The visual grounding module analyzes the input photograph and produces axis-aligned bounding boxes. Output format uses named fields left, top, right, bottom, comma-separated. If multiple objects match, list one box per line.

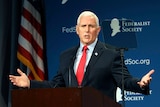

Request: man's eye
left=90, top=25, right=94, bottom=28
left=89, top=25, right=96, bottom=28
left=81, top=25, right=86, bottom=27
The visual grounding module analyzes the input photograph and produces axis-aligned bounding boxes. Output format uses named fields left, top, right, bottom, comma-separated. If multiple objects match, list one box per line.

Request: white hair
left=77, top=11, right=100, bottom=26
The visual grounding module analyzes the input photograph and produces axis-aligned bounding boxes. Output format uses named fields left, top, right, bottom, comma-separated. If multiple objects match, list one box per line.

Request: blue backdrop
left=44, top=0, right=160, bottom=107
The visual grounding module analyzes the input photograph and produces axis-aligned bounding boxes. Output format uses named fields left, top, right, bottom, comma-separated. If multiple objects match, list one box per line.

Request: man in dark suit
left=9, top=10, right=154, bottom=101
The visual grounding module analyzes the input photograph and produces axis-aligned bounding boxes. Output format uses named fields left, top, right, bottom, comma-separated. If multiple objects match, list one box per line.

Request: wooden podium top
left=11, top=87, right=121, bottom=107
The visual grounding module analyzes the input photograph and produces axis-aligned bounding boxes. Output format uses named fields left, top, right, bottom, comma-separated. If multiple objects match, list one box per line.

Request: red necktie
left=76, top=45, right=88, bottom=86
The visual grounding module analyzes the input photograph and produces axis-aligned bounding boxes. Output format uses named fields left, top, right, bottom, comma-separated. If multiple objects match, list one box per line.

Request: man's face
left=76, top=16, right=101, bottom=45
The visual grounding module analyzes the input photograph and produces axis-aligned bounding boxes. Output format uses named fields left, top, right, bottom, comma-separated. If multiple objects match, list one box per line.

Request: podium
left=11, top=87, right=121, bottom=107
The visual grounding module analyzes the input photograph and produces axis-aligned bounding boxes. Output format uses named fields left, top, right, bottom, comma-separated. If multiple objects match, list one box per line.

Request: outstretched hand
left=137, top=69, right=154, bottom=88
left=9, top=68, right=30, bottom=88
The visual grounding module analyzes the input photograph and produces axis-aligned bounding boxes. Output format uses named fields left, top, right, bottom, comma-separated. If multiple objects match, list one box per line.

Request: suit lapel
left=82, top=41, right=104, bottom=85
left=66, top=46, right=79, bottom=86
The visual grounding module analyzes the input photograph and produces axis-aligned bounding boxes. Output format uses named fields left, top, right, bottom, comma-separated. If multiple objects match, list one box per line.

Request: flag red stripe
left=22, top=7, right=42, bottom=35
left=19, top=26, right=43, bottom=58
left=28, top=72, right=34, bottom=80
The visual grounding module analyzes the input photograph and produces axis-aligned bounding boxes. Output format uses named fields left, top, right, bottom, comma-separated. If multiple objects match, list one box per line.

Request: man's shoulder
left=97, top=41, right=118, bottom=51
left=97, top=41, right=121, bottom=55
left=60, top=46, right=78, bottom=56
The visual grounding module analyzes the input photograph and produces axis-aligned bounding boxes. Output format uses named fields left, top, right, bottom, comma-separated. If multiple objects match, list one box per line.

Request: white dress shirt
left=74, top=38, right=98, bottom=74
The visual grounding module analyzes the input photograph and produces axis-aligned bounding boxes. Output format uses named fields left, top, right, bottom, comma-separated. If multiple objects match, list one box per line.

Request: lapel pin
left=95, top=52, right=98, bottom=56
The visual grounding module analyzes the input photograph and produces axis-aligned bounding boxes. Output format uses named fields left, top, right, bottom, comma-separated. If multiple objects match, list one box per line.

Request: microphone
left=53, top=82, right=58, bottom=88
left=53, top=56, right=76, bottom=88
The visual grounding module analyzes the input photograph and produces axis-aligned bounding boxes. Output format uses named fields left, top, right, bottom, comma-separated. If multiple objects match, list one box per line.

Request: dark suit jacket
left=31, top=41, right=149, bottom=101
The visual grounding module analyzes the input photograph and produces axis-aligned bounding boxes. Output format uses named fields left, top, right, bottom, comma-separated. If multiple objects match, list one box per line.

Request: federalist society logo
left=116, top=87, right=152, bottom=102
left=110, top=18, right=151, bottom=37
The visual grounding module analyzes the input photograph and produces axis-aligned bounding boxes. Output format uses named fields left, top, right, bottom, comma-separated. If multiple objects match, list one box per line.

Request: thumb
left=17, top=68, right=24, bottom=76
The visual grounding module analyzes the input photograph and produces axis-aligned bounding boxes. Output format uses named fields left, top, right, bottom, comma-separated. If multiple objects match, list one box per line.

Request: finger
left=9, top=74, right=16, bottom=77
left=137, top=80, right=147, bottom=85
left=143, top=81, right=148, bottom=85
left=9, top=75, right=13, bottom=78
left=144, top=79, right=152, bottom=85
left=13, top=82, right=17, bottom=85
left=10, top=78, right=16, bottom=84
left=137, top=81, right=147, bottom=88
left=11, top=79, right=15, bottom=83
left=17, top=68, right=24, bottom=76
left=147, top=69, right=154, bottom=76
left=137, top=82, right=145, bottom=88
left=9, top=75, right=16, bottom=80
left=137, top=81, right=143, bottom=85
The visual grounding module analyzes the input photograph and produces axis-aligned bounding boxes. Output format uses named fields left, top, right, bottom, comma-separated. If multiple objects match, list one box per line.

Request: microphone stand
left=117, top=48, right=128, bottom=107
left=68, top=56, right=76, bottom=87
left=69, top=66, right=71, bottom=87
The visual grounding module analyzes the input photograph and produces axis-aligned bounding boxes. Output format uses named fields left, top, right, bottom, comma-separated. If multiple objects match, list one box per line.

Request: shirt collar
left=79, top=38, right=98, bottom=52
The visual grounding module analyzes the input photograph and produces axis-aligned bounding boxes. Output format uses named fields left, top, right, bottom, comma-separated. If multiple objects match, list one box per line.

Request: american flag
left=17, top=0, right=47, bottom=80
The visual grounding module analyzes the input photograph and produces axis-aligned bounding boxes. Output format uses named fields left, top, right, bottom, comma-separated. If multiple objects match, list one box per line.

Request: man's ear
left=76, top=25, right=79, bottom=35
left=97, top=26, right=101, bottom=35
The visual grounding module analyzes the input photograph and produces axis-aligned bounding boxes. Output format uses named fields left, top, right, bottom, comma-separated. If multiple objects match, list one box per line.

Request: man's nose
left=85, top=26, right=90, bottom=32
